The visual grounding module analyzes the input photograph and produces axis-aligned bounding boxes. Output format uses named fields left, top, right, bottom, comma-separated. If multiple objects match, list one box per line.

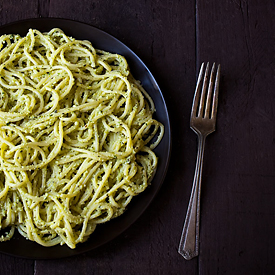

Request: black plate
left=0, top=18, right=171, bottom=259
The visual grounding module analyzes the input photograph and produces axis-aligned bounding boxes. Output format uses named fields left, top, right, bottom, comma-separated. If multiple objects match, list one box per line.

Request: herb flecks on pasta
left=0, top=28, right=164, bottom=249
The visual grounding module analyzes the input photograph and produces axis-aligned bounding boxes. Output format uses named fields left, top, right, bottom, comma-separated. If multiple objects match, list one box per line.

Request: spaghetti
left=0, top=28, right=164, bottom=248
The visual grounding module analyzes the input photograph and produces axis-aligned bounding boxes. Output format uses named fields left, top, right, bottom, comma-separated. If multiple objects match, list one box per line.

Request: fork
left=178, top=62, right=221, bottom=260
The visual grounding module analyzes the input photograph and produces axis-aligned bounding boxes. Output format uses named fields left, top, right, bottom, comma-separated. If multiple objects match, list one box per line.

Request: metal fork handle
left=178, top=134, right=206, bottom=260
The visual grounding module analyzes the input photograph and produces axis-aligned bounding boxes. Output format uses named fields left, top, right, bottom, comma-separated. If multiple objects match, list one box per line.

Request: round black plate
left=0, top=18, right=171, bottom=259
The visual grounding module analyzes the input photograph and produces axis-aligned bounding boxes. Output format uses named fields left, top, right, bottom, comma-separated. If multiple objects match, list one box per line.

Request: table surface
left=0, top=0, right=274, bottom=274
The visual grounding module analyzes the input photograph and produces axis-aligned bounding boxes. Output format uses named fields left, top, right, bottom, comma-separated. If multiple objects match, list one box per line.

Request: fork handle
left=178, top=135, right=206, bottom=260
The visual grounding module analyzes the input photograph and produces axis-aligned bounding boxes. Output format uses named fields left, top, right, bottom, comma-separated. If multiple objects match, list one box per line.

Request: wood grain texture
left=0, top=0, right=274, bottom=274
left=196, top=0, right=275, bottom=274
left=0, top=0, right=38, bottom=25
left=0, top=253, right=34, bottom=275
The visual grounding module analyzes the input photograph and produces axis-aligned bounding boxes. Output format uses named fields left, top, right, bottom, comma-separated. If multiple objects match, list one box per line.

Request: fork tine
left=191, top=63, right=205, bottom=116
left=198, top=62, right=210, bottom=117
left=204, top=63, right=216, bottom=118
left=211, top=64, right=221, bottom=119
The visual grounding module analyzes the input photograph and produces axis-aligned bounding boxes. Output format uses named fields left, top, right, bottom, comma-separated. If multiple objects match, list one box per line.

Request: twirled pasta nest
left=0, top=28, right=163, bottom=248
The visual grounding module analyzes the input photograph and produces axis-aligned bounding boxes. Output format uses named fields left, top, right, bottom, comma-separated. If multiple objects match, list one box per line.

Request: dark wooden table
left=0, top=0, right=274, bottom=274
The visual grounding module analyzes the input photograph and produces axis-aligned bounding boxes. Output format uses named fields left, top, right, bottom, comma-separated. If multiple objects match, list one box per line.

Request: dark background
left=0, top=0, right=274, bottom=274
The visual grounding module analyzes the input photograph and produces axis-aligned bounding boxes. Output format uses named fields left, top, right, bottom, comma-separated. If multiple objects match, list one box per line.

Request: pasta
left=0, top=28, right=164, bottom=248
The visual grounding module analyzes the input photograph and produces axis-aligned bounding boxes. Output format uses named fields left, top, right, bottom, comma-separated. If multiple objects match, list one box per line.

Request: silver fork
left=178, top=62, right=221, bottom=260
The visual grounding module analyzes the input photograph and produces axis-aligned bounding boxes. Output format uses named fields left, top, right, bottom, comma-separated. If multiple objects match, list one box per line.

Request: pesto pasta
left=0, top=28, right=164, bottom=248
